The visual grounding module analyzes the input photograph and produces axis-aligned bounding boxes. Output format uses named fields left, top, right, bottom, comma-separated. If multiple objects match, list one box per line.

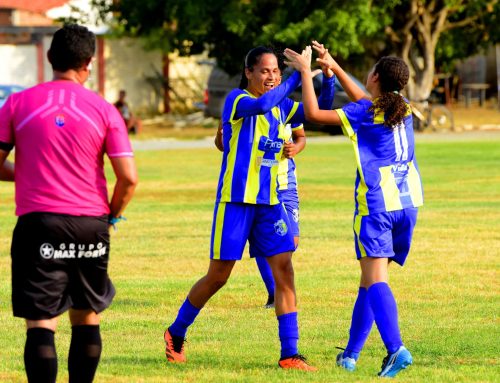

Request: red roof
left=0, top=0, right=67, bottom=13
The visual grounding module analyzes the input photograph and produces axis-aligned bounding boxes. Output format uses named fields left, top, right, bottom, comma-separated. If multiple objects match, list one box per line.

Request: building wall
left=103, top=37, right=163, bottom=113
left=0, top=44, right=37, bottom=85
left=0, top=34, right=212, bottom=114
left=103, top=37, right=213, bottom=114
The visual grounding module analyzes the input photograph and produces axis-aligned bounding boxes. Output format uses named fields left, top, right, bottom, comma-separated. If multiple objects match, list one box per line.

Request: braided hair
left=238, top=46, right=280, bottom=89
left=369, top=56, right=410, bottom=128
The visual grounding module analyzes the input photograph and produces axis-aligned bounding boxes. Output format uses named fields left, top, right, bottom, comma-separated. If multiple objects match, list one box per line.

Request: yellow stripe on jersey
left=244, top=114, right=268, bottom=203
left=221, top=94, right=247, bottom=200
left=285, top=101, right=300, bottom=123
left=407, top=161, right=424, bottom=207
left=291, top=124, right=304, bottom=131
left=337, top=109, right=369, bottom=214
left=212, top=202, right=227, bottom=260
left=336, top=109, right=355, bottom=137
left=379, top=165, right=404, bottom=211
left=354, top=214, right=367, bottom=258
left=277, top=157, right=290, bottom=190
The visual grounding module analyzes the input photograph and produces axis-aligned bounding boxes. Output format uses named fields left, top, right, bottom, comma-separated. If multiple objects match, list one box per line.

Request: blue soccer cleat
left=336, top=351, right=357, bottom=371
left=378, top=346, right=413, bottom=378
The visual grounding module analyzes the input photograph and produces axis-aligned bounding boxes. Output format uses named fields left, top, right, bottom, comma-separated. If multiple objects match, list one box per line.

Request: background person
left=0, top=24, right=138, bottom=383
left=114, top=89, right=142, bottom=134
left=284, top=42, right=423, bottom=378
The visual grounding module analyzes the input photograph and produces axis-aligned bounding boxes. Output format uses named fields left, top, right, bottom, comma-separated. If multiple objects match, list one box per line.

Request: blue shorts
left=210, top=202, right=295, bottom=260
left=278, top=188, right=300, bottom=237
left=353, top=208, right=418, bottom=266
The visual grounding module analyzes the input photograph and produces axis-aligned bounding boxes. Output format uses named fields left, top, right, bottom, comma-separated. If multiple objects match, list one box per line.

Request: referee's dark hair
left=238, top=46, right=278, bottom=89
left=48, top=24, right=96, bottom=72
left=369, top=56, right=410, bottom=128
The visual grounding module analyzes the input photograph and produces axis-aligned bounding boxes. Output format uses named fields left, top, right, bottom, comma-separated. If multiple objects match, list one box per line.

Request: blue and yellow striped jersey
left=336, top=98, right=424, bottom=215
left=217, top=89, right=301, bottom=205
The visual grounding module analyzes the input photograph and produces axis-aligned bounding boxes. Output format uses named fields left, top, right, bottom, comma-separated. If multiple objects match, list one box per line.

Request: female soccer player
left=284, top=42, right=424, bottom=378
left=214, top=67, right=333, bottom=309
left=164, top=46, right=333, bottom=371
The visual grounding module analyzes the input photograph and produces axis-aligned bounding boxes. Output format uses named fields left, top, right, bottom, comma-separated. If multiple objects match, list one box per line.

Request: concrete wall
left=0, top=44, right=37, bottom=86
left=103, top=37, right=213, bottom=114
left=0, top=35, right=213, bottom=114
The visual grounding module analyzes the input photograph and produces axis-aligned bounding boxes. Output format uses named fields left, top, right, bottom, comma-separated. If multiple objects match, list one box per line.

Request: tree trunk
left=162, top=53, right=170, bottom=114
left=396, top=0, right=448, bottom=102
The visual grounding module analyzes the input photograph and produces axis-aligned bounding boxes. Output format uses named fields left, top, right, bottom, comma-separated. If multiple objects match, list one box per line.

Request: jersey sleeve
left=335, top=100, right=369, bottom=138
left=105, top=104, right=134, bottom=158
left=318, top=75, right=335, bottom=110
left=233, top=71, right=301, bottom=119
left=0, top=95, right=15, bottom=151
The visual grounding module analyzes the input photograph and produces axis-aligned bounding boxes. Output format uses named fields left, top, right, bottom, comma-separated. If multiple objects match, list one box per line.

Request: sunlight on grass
left=0, top=135, right=499, bottom=382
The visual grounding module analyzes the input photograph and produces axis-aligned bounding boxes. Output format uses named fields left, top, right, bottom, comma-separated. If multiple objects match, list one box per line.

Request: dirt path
left=131, top=130, right=500, bottom=151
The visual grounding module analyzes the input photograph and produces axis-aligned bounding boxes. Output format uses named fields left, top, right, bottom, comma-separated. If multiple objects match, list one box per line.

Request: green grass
left=1, top=135, right=499, bottom=382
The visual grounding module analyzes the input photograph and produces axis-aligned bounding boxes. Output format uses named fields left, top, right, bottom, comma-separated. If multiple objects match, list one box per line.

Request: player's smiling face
left=246, top=53, right=280, bottom=96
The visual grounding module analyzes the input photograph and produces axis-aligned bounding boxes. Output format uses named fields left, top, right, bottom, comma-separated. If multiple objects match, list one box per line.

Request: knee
left=206, top=273, right=230, bottom=291
left=274, top=260, right=295, bottom=281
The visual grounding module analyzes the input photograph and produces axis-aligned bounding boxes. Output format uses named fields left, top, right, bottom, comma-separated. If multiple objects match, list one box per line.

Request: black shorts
left=11, top=213, right=115, bottom=320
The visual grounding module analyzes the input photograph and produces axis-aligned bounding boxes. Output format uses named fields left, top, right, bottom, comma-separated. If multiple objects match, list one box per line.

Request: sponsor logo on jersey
left=274, top=219, right=288, bottom=236
left=258, top=136, right=284, bottom=153
left=55, top=114, right=65, bottom=127
left=39, top=242, right=107, bottom=259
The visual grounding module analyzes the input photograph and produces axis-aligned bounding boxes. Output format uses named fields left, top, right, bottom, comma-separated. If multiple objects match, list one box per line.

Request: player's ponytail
left=369, top=56, right=410, bottom=128
left=238, top=46, right=277, bottom=89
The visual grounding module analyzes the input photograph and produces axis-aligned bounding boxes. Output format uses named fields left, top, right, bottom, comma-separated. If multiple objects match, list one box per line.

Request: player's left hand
left=283, top=141, right=298, bottom=159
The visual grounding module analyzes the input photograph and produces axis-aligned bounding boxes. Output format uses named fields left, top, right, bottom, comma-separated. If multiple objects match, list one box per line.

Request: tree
left=76, top=0, right=499, bottom=107
left=202, top=0, right=499, bottom=101
left=385, top=0, right=500, bottom=101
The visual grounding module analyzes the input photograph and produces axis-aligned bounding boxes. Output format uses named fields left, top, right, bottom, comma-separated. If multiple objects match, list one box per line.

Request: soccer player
left=164, top=46, right=333, bottom=371
left=284, top=42, right=423, bottom=377
left=0, top=24, right=138, bottom=383
left=214, top=67, right=334, bottom=309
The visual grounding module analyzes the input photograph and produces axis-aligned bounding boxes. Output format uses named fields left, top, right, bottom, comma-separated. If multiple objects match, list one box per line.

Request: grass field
left=0, top=133, right=499, bottom=382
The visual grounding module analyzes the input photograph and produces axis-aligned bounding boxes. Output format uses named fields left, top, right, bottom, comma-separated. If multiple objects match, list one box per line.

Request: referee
left=0, top=24, right=137, bottom=383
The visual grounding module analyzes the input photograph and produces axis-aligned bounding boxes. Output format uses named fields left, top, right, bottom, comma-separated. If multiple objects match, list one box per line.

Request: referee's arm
left=108, top=156, right=138, bottom=220
left=0, top=149, right=14, bottom=181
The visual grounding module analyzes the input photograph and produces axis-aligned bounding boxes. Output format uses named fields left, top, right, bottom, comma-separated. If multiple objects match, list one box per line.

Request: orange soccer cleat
left=278, top=354, right=318, bottom=371
left=164, top=329, right=186, bottom=363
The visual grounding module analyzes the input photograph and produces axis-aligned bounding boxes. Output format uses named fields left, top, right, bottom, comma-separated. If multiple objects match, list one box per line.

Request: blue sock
left=278, top=312, right=299, bottom=359
left=344, top=287, right=374, bottom=360
left=367, top=282, right=403, bottom=354
left=255, top=256, right=275, bottom=297
left=168, top=298, right=201, bottom=339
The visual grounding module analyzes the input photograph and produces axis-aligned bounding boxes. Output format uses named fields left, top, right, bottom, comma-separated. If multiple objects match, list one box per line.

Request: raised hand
left=283, top=48, right=310, bottom=73
left=312, top=40, right=336, bottom=77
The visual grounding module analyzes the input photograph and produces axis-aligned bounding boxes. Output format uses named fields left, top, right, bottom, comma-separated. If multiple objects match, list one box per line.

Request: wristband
left=109, top=215, right=126, bottom=230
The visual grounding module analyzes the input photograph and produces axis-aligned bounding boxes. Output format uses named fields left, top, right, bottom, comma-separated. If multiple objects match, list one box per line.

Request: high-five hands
left=312, top=40, right=339, bottom=76
left=311, top=40, right=334, bottom=78
left=283, top=48, right=310, bottom=72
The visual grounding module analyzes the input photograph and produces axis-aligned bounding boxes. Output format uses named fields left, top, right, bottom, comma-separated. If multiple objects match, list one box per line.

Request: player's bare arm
left=312, top=41, right=367, bottom=102
left=284, top=47, right=341, bottom=126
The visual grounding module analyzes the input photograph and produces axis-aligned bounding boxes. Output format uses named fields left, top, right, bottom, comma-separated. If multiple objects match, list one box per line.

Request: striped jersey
left=216, top=74, right=303, bottom=205
left=336, top=98, right=423, bottom=215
